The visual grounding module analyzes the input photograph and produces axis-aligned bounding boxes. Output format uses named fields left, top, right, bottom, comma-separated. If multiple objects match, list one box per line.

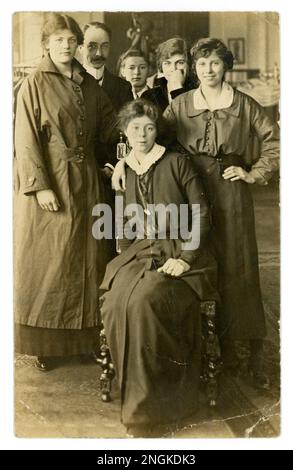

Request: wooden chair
left=97, top=300, right=221, bottom=407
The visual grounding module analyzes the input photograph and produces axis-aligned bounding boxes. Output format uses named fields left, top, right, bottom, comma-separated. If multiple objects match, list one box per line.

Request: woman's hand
left=167, top=69, right=185, bottom=92
left=112, top=159, right=126, bottom=191
left=222, top=166, right=256, bottom=184
left=157, top=258, right=190, bottom=277
left=100, top=166, right=113, bottom=180
left=36, top=189, right=61, bottom=211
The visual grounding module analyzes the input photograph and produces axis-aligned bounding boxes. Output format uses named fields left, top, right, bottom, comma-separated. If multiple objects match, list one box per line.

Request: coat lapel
left=101, top=67, right=113, bottom=95
left=37, top=55, right=86, bottom=85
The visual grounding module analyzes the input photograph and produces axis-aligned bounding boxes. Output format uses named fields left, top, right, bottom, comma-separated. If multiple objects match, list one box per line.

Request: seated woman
left=99, top=99, right=218, bottom=437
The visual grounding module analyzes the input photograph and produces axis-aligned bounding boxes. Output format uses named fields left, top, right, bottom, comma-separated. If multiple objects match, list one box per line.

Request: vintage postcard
left=12, top=9, right=280, bottom=441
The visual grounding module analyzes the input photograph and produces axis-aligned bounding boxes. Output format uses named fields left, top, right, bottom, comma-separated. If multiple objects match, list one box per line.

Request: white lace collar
left=125, top=143, right=166, bottom=175
left=193, top=81, right=234, bottom=111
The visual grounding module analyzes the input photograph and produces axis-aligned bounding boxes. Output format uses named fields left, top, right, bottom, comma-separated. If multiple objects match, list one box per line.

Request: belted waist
left=193, top=153, right=248, bottom=177
left=197, top=153, right=248, bottom=170
left=46, top=141, right=88, bottom=163
left=198, top=153, right=244, bottom=164
left=57, top=146, right=86, bottom=163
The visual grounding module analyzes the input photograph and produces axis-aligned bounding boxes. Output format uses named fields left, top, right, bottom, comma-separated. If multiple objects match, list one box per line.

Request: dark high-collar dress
left=100, top=150, right=218, bottom=427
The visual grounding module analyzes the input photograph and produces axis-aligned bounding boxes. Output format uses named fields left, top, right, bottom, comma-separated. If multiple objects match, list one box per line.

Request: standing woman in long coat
left=14, top=13, right=117, bottom=371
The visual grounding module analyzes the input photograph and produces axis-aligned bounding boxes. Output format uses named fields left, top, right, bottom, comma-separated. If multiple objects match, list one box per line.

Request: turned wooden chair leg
left=96, top=327, right=115, bottom=402
left=97, top=301, right=221, bottom=407
left=200, top=301, right=222, bottom=407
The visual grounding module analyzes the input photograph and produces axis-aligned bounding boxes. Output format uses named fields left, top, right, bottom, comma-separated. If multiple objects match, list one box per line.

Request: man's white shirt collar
left=84, top=64, right=105, bottom=84
left=133, top=85, right=149, bottom=99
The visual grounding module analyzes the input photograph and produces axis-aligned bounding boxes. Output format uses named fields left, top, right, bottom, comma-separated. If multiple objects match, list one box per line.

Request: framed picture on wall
left=228, top=38, right=245, bottom=64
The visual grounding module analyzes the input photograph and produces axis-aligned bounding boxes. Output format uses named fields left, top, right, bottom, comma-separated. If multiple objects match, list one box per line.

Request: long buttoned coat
left=14, top=56, right=117, bottom=330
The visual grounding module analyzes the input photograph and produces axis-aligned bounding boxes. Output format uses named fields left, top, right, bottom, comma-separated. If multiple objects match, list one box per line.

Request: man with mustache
left=80, top=21, right=132, bottom=283
left=81, top=22, right=133, bottom=112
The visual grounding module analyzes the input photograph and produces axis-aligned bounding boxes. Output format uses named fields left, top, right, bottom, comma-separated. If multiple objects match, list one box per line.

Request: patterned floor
left=14, top=184, right=280, bottom=438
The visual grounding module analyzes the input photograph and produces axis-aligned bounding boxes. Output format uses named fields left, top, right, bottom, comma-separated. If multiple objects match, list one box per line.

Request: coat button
left=27, top=176, right=35, bottom=185
left=79, top=131, right=84, bottom=136
left=80, top=115, right=85, bottom=121
left=77, top=100, right=83, bottom=105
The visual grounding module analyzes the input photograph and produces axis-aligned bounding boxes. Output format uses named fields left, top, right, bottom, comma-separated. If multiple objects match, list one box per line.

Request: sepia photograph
left=12, top=8, right=280, bottom=441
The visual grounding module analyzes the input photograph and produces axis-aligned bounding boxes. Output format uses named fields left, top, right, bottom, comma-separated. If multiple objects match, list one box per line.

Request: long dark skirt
left=101, top=266, right=202, bottom=427
left=14, top=323, right=99, bottom=356
left=192, top=155, right=266, bottom=340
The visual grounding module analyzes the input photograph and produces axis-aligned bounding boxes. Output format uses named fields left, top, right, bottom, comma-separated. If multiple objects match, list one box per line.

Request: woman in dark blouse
left=100, top=99, right=218, bottom=437
left=163, top=38, right=279, bottom=388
